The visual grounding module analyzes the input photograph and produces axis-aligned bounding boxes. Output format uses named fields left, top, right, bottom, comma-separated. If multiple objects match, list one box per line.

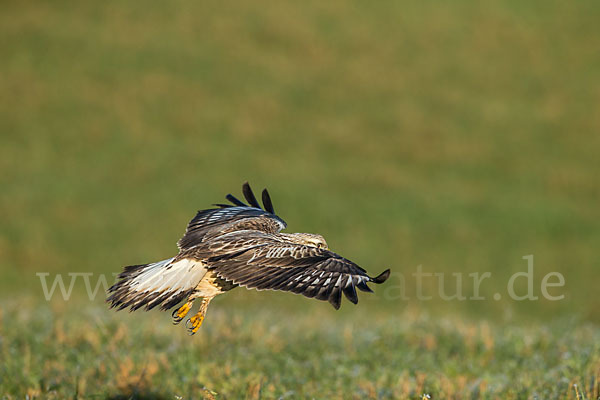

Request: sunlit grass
left=1, top=299, right=598, bottom=399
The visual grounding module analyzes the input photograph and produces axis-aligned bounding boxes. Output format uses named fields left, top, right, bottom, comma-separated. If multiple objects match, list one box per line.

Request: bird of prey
left=107, top=182, right=390, bottom=335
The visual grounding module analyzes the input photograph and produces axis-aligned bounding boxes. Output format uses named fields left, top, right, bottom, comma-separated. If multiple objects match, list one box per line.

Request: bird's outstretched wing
left=207, top=235, right=391, bottom=309
left=178, top=182, right=287, bottom=250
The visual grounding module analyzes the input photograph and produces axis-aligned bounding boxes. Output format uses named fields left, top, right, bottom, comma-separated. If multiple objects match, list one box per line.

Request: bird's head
left=292, top=233, right=329, bottom=250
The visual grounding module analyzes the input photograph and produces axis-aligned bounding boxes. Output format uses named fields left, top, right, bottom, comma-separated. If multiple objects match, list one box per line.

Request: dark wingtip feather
left=328, top=287, right=342, bottom=310
left=242, top=182, right=261, bottom=209
left=342, top=284, right=359, bottom=304
left=226, top=194, right=246, bottom=207
left=371, top=269, right=391, bottom=284
left=261, top=189, right=275, bottom=214
left=356, top=280, right=374, bottom=293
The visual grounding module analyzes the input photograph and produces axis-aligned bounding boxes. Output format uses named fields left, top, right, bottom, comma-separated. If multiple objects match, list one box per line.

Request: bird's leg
left=186, top=297, right=211, bottom=335
left=172, top=300, right=194, bottom=325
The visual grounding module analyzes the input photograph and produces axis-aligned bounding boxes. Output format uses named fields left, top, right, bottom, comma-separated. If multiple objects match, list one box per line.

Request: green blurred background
left=1, top=0, right=599, bottom=322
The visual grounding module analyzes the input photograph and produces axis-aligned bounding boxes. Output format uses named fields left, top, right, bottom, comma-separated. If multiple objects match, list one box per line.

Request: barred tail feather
left=107, top=258, right=207, bottom=312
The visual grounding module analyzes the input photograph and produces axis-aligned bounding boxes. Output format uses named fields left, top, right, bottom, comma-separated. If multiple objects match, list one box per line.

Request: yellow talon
left=186, top=313, right=204, bottom=335
left=172, top=301, right=193, bottom=325
left=177, top=302, right=192, bottom=318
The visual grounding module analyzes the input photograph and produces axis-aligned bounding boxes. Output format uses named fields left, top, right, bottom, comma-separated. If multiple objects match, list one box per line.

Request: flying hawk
left=107, top=183, right=390, bottom=334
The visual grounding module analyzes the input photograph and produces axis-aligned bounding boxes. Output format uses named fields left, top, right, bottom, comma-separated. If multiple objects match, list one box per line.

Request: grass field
left=1, top=0, right=599, bottom=398
left=2, top=299, right=599, bottom=399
